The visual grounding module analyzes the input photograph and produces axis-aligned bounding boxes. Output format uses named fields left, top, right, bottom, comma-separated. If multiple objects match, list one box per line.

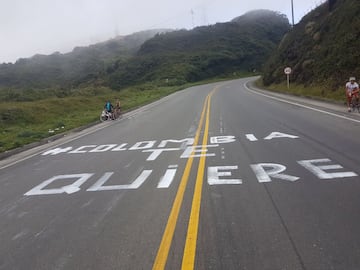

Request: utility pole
left=291, top=0, right=295, bottom=26
left=191, top=9, right=195, bottom=28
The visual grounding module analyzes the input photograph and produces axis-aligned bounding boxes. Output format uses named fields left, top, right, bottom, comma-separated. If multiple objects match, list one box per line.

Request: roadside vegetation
left=0, top=10, right=286, bottom=154
left=0, top=73, right=251, bottom=153
left=3, top=0, right=358, bottom=154
left=255, top=80, right=345, bottom=103
left=262, top=0, right=360, bottom=91
left=0, top=85, right=175, bottom=153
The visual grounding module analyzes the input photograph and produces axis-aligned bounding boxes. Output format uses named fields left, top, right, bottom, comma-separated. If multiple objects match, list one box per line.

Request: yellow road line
left=152, top=94, right=210, bottom=270
left=181, top=89, right=215, bottom=269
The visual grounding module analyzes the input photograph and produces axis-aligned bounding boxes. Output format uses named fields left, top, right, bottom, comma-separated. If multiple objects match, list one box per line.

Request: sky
left=0, top=0, right=326, bottom=63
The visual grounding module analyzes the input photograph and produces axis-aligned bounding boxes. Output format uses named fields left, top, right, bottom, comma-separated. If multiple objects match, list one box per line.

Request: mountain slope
left=106, top=10, right=290, bottom=89
left=0, top=10, right=290, bottom=93
left=263, top=0, right=360, bottom=90
left=0, top=29, right=170, bottom=90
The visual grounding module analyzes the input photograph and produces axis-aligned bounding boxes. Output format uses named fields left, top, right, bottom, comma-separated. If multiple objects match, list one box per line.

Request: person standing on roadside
left=114, top=98, right=121, bottom=119
left=345, top=77, right=359, bottom=112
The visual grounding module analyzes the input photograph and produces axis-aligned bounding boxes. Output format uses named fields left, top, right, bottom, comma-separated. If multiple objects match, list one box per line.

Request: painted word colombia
left=41, top=132, right=299, bottom=160
left=23, top=132, right=358, bottom=196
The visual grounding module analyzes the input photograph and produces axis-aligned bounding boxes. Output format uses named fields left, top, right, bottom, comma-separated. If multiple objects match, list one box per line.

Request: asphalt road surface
left=1, top=77, right=360, bottom=270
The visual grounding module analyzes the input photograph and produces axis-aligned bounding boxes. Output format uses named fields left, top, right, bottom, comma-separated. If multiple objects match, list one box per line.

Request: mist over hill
left=2, top=1, right=358, bottom=101
left=106, top=10, right=290, bottom=89
left=263, top=0, right=360, bottom=90
left=0, top=29, right=170, bottom=90
left=0, top=10, right=290, bottom=96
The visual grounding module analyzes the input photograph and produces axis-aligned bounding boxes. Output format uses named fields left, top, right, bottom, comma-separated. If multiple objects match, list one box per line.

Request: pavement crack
left=263, top=184, right=307, bottom=270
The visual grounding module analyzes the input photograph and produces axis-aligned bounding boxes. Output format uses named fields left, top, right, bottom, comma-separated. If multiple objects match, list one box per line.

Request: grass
left=0, top=85, right=184, bottom=153
left=0, top=72, right=289, bottom=154
left=254, top=79, right=346, bottom=103
left=0, top=73, right=251, bottom=153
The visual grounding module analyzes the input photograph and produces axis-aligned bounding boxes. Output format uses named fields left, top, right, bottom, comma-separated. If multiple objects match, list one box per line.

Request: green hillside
left=263, top=0, right=360, bottom=92
left=0, top=29, right=170, bottom=92
left=0, top=10, right=291, bottom=153
left=0, top=10, right=290, bottom=96
left=106, top=10, right=290, bottom=89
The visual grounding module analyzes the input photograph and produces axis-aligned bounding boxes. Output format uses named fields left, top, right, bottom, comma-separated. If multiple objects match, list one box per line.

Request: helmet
left=349, top=77, right=356, bottom=81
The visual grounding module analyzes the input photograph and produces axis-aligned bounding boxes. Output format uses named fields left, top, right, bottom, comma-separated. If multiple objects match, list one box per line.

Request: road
left=0, top=77, right=359, bottom=270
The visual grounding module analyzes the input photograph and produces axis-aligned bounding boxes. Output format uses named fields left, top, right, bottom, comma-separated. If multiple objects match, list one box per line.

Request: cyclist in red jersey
left=345, top=77, right=359, bottom=112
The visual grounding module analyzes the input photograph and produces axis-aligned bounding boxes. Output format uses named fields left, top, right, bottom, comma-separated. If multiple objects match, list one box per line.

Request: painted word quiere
left=25, top=158, right=358, bottom=196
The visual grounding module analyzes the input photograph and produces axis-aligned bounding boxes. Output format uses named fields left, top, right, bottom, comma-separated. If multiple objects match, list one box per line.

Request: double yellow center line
left=152, top=86, right=218, bottom=270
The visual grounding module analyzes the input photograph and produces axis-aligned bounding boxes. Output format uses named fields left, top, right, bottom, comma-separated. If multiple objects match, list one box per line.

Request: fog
left=0, top=0, right=326, bottom=63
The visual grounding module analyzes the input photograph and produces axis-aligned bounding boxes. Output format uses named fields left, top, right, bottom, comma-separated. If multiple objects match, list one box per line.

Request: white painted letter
left=264, top=132, right=299, bottom=140
left=208, top=166, right=242, bottom=185
left=129, top=141, right=156, bottom=150
left=298, top=159, right=358, bottom=179
left=89, top=144, right=117, bottom=153
left=157, top=165, right=178, bottom=188
left=246, top=134, right=258, bottom=142
left=42, top=147, right=73, bottom=156
left=251, top=163, right=299, bottom=183
left=87, top=170, right=152, bottom=191
left=111, top=143, right=128, bottom=151
left=158, top=138, right=194, bottom=148
left=69, top=145, right=97, bottom=154
left=142, top=148, right=180, bottom=161
left=181, top=145, right=218, bottom=158
left=25, top=174, right=93, bottom=196
left=210, top=136, right=236, bottom=144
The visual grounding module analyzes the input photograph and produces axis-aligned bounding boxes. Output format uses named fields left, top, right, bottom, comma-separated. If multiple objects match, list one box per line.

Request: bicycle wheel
left=351, top=96, right=357, bottom=112
left=100, top=114, right=107, bottom=122
left=100, top=110, right=109, bottom=122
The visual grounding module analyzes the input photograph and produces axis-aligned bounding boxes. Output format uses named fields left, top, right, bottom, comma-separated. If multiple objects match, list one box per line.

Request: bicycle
left=350, top=94, right=360, bottom=113
left=100, top=109, right=113, bottom=121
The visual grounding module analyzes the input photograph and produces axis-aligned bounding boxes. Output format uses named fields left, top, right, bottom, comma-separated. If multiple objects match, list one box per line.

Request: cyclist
left=345, top=77, right=359, bottom=112
left=104, top=100, right=114, bottom=119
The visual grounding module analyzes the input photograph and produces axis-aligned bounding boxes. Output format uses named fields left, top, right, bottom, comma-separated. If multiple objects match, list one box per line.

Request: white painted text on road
left=25, top=158, right=358, bottom=196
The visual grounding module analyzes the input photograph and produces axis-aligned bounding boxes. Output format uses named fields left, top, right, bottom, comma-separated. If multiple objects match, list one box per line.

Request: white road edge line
left=0, top=92, right=179, bottom=170
left=244, top=81, right=360, bottom=124
left=0, top=124, right=111, bottom=170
